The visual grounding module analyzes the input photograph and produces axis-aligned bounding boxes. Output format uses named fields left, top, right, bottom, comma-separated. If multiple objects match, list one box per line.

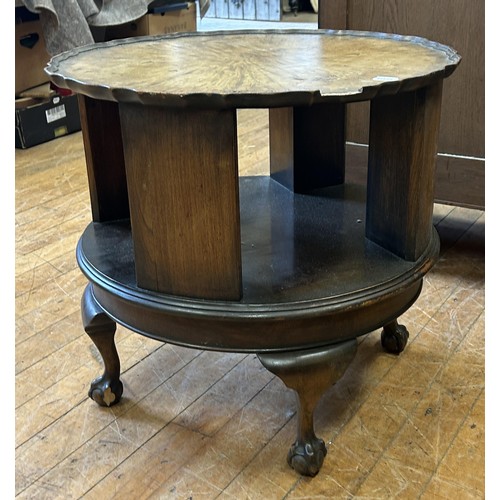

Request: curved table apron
left=46, top=29, right=460, bottom=477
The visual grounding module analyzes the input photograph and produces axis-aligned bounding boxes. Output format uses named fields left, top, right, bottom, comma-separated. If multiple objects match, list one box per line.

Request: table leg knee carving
left=82, top=284, right=123, bottom=407
left=258, top=340, right=357, bottom=476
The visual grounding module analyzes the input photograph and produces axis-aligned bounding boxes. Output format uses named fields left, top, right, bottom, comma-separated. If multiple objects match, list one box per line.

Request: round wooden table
left=46, top=30, right=460, bottom=476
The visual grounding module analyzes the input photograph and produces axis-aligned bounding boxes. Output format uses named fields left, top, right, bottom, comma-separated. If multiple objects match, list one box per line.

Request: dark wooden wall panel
left=319, top=0, right=347, bottom=30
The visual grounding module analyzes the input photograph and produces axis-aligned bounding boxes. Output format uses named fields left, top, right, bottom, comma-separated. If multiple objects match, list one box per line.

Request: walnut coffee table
left=46, top=30, right=460, bottom=476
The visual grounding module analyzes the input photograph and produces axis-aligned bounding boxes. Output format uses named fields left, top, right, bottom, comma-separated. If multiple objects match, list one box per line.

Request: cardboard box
left=105, top=2, right=196, bottom=40
left=15, top=7, right=51, bottom=95
left=15, top=93, right=81, bottom=149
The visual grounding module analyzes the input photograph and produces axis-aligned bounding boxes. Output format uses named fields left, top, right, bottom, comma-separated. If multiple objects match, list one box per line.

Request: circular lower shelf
left=78, top=176, right=439, bottom=352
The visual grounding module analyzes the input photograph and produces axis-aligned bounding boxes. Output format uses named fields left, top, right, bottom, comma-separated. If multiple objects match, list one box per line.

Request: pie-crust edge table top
left=45, top=29, right=460, bottom=107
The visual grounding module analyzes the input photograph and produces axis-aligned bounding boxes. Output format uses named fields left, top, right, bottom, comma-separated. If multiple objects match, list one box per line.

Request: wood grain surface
left=45, top=30, right=459, bottom=107
left=119, top=105, right=242, bottom=300
left=366, top=81, right=443, bottom=261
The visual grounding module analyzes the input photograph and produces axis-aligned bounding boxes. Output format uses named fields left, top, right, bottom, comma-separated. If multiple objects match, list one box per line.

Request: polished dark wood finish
left=269, top=104, right=345, bottom=192
left=81, top=283, right=123, bottom=407
left=77, top=177, right=436, bottom=352
left=45, top=30, right=459, bottom=477
left=319, top=0, right=484, bottom=209
left=119, top=104, right=242, bottom=300
left=78, top=96, right=129, bottom=222
left=366, top=81, right=443, bottom=261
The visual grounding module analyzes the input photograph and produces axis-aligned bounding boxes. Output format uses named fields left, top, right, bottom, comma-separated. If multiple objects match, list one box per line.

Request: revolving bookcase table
left=46, top=30, right=460, bottom=477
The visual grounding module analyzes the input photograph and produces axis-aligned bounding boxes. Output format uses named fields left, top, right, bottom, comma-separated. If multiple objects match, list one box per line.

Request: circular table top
left=45, top=29, right=460, bottom=108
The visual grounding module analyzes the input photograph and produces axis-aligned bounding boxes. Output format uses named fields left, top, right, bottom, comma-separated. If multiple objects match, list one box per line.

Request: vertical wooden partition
left=269, top=103, right=346, bottom=192
left=78, top=96, right=129, bottom=222
left=366, top=81, right=443, bottom=261
left=119, top=104, right=242, bottom=300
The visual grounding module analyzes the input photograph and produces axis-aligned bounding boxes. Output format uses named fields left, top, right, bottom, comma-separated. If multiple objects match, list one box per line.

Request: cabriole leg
left=82, top=284, right=123, bottom=407
left=258, top=339, right=357, bottom=476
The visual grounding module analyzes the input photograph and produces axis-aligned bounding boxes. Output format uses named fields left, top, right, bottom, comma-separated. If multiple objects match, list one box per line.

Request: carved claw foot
left=381, top=320, right=409, bottom=354
left=287, top=436, right=327, bottom=477
left=82, top=284, right=123, bottom=406
left=259, top=340, right=357, bottom=477
left=89, top=374, right=123, bottom=407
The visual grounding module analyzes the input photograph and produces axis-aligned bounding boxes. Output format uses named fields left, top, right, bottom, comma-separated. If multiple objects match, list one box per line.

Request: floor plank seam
left=23, top=350, right=239, bottom=489
left=16, top=348, right=206, bottom=494
left=212, top=376, right=297, bottom=497
left=417, top=387, right=485, bottom=499
left=348, top=308, right=485, bottom=497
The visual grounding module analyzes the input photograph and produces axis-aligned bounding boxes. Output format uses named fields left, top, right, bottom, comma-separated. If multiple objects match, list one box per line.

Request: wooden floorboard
left=15, top=108, right=485, bottom=498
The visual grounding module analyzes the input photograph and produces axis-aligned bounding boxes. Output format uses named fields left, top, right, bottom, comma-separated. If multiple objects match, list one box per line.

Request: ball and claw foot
left=287, top=437, right=327, bottom=477
left=88, top=375, right=123, bottom=407
left=381, top=321, right=409, bottom=354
